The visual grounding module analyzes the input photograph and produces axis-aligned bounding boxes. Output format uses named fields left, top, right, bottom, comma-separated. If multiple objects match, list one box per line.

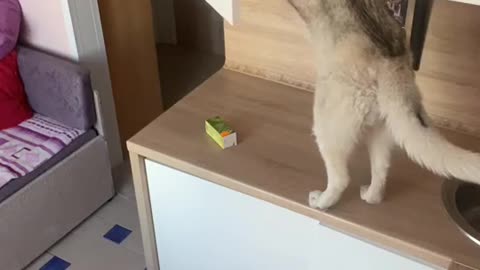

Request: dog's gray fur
left=290, top=0, right=406, bottom=56
left=347, top=0, right=406, bottom=56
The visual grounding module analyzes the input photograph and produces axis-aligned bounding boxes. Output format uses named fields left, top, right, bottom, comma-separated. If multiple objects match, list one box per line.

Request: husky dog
left=287, top=0, right=480, bottom=209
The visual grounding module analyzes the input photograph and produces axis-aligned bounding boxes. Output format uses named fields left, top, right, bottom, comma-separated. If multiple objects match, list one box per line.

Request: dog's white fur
left=288, top=0, right=480, bottom=209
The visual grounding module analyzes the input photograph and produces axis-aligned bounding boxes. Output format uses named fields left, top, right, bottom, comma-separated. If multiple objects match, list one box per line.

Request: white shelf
left=449, top=0, right=480, bottom=6
left=204, top=0, right=239, bottom=24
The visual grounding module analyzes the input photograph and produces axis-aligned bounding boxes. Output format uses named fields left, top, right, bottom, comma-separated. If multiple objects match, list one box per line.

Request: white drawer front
left=145, top=160, right=437, bottom=270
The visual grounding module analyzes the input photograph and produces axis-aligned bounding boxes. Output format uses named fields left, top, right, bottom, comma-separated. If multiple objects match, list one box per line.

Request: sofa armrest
left=17, top=46, right=96, bottom=130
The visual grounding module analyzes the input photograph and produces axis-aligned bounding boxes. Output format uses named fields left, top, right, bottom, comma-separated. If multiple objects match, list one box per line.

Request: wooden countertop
left=128, top=70, right=480, bottom=270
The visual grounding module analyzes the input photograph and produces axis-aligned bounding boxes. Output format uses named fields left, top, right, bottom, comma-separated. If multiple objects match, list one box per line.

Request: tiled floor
left=24, top=161, right=146, bottom=270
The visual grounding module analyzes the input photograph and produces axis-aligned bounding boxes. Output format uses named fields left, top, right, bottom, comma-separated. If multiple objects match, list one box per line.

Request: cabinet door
left=146, top=160, right=318, bottom=270
left=307, top=220, right=439, bottom=270
left=145, top=160, right=437, bottom=270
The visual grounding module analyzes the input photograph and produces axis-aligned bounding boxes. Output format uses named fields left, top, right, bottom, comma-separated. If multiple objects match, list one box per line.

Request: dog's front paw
left=309, top=190, right=323, bottom=208
left=360, top=185, right=384, bottom=204
left=309, top=190, right=337, bottom=210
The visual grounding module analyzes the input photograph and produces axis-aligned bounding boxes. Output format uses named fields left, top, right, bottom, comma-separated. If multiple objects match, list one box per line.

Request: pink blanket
left=0, top=114, right=85, bottom=188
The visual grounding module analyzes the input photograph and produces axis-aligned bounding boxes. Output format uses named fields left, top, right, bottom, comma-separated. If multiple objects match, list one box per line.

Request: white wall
left=18, top=0, right=123, bottom=167
left=19, top=0, right=78, bottom=59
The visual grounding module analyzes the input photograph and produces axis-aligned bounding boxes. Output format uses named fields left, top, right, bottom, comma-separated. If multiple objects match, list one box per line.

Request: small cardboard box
left=205, top=116, right=237, bottom=149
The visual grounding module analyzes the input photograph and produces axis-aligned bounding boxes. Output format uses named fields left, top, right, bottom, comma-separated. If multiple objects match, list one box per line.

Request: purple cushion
left=0, top=0, right=21, bottom=60
left=17, top=47, right=96, bottom=130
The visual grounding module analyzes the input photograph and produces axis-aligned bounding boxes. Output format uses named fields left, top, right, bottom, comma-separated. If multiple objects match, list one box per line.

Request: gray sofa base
left=0, top=136, right=115, bottom=270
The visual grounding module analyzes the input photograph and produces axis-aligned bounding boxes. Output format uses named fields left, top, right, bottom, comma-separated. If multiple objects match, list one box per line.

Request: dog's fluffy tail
left=378, top=68, right=480, bottom=184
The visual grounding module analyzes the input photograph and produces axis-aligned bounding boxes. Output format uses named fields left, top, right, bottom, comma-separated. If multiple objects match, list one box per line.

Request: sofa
left=0, top=46, right=115, bottom=270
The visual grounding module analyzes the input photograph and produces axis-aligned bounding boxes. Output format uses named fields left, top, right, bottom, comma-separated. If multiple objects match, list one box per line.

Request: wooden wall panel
left=174, top=0, right=225, bottom=56
left=98, top=0, right=164, bottom=153
left=224, top=0, right=316, bottom=90
left=225, top=0, right=480, bottom=136
left=151, top=0, right=177, bottom=44
left=413, top=0, right=480, bottom=134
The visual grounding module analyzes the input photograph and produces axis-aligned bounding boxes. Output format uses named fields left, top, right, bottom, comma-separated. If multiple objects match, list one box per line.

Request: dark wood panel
left=98, top=0, right=164, bottom=152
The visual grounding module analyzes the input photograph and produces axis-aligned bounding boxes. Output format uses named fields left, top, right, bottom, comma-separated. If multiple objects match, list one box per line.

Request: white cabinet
left=145, top=160, right=438, bottom=270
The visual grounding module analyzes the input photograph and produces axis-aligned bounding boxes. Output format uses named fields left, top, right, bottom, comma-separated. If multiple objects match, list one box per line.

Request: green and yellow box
left=205, top=116, right=237, bottom=149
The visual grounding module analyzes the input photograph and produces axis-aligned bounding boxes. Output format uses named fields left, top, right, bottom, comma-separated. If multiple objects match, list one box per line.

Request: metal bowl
left=442, top=180, right=480, bottom=246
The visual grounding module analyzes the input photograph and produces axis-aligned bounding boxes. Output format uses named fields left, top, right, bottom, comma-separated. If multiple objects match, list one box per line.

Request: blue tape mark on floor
left=40, top=256, right=71, bottom=270
left=103, top=224, right=132, bottom=244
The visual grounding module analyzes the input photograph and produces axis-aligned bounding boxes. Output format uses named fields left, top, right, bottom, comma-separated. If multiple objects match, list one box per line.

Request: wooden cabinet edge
left=450, top=262, right=477, bottom=270
left=129, top=152, right=160, bottom=270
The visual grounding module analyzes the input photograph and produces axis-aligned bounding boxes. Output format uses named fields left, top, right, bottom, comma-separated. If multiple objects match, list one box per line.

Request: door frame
left=65, top=0, right=124, bottom=167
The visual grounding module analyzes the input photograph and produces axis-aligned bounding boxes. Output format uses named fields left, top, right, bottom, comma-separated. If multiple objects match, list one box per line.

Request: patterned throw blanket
left=0, top=114, right=85, bottom=188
